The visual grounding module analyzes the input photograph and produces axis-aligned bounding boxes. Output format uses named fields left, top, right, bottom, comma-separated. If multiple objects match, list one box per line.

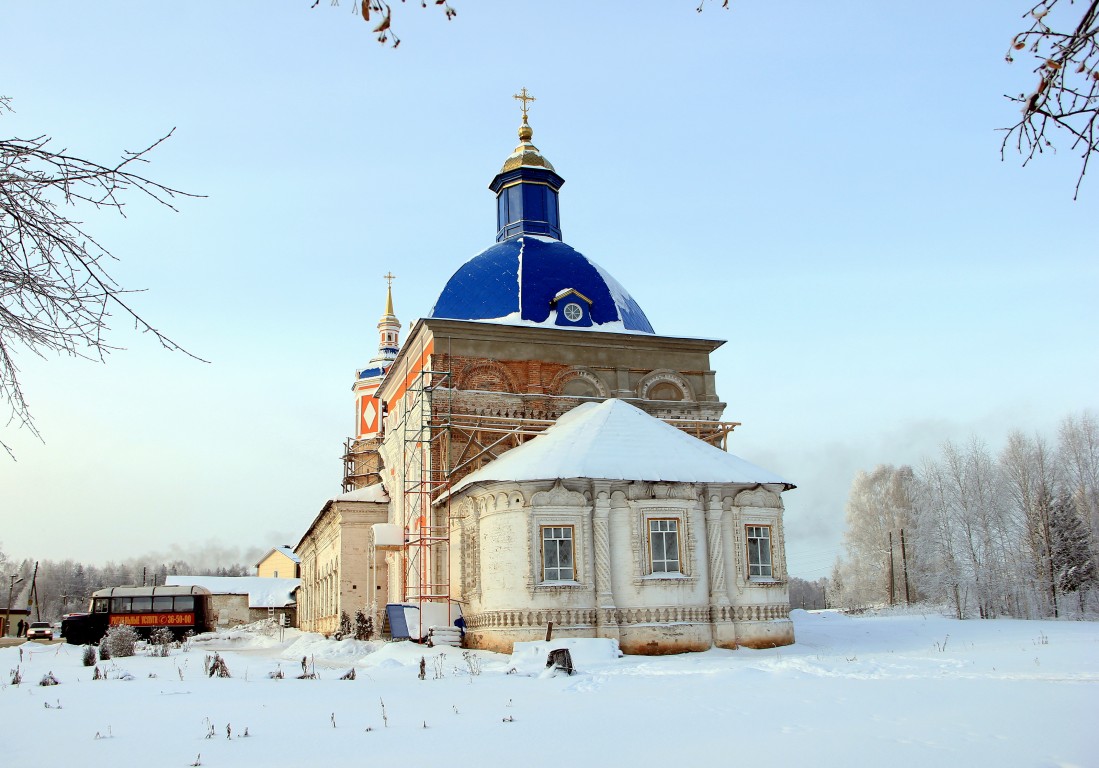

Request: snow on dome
left=429, top=236, right=655, bottom=334
left=446, top=399, right=793, bottom=496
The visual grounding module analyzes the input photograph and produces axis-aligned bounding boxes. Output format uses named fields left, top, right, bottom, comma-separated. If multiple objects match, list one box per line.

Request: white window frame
left=746, top=524, right=773, bottom=579
left=648, top=518, right=681, bottom=574
left=541, top=525, right=575, bottom=582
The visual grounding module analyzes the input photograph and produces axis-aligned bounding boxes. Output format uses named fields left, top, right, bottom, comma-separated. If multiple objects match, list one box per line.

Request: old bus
left=61, top=585, right=214, bottom=645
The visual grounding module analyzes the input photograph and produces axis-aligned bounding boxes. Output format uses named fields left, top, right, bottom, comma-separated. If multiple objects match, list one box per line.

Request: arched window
left=563, top=377, right=599, bottom=397
left=648, top=382, right=684, bottom=401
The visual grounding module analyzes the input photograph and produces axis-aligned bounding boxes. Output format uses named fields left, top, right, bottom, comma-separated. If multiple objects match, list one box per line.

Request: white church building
left=295, top=93, right=796, bottom=654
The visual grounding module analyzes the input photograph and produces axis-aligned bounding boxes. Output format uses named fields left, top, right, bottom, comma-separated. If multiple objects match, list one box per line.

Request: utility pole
left=900, top=528, right=911, bottom=606
left=29, top=561, right=40, bottom=621
left=887, top=531, right=895, bottom=606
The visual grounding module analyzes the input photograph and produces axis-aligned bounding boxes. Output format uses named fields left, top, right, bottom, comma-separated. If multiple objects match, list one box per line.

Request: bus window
left=153, top=596, right=173, bottom=612
left=132, top=597, right=152, bottom=613
left=93, top=598, right=109, bottom=613
left=111, top=597, right=132, bottom=614
left=175, top=596, right=194, bottom=612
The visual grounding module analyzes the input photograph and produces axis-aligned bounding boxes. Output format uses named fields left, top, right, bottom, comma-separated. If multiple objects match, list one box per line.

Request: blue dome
left=429, top=236, right=655, bottom=334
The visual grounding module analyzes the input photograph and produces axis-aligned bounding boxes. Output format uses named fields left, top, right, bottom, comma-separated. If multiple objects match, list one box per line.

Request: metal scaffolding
left=399, top=358, right=454, bottom=640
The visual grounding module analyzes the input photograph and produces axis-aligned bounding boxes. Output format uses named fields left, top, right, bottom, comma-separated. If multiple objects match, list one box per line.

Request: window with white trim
left=541, top=526, right=575, bottom=581
left=648, top=519, right=681, bottom=574
left=746, top=525, right=773, bottom=578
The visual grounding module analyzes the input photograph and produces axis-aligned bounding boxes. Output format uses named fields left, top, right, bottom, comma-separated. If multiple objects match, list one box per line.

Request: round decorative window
left=563, top=302, right=583, bottom=322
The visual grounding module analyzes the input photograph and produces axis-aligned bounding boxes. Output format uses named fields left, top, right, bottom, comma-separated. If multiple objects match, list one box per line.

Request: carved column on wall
left=592, top=482, right=618, bottom=635
left=469, top=498, right=482, bottom=603
left=704, top=487, right=730, bottom=622
left=773, top=510, right=787, bottom=579
left=614, top=366, right=632, bottom=397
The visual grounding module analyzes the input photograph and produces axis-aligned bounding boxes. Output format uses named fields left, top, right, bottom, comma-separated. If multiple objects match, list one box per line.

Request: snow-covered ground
left=2, top=610, right=1096, bottom=767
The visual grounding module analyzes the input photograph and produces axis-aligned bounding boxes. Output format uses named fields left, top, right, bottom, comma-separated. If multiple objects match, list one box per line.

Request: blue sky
left=2, top=1, right=1095, bottom=578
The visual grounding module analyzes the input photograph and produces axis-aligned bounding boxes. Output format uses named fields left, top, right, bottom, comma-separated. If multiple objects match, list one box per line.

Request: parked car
left=26, top=621, right=53, bottom=640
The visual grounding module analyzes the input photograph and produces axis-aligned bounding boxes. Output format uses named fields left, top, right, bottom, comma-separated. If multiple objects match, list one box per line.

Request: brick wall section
left=417, top=352, right=731, bottom=492
left=346, top=350, right=731, bottom=494
left=347, top=436, right=384, bottom=489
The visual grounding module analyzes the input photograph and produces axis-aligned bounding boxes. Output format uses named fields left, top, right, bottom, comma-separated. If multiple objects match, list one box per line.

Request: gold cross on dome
left=513, top=87, right=536, bottom=120
left=383, top=272, right=396, bottom=288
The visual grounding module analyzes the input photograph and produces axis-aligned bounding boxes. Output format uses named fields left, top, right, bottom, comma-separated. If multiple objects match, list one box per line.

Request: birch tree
left=835, top=464, right=918, bottom=609
left=1000, top=431, right=1060, bottom=616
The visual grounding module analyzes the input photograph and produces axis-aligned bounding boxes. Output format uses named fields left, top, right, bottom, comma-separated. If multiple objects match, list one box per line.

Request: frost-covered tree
left=913, top=455, right=967, bottom=618
left=1051, top=492, right=1098, bottom=612
left=1058, top=412, right=1099, bottom=568
left=1000, top=431, right=1060, bottom=617
left=833, top=465, right=918, bottom=609
left=936, top=440, right=1017, bottom=618
left=843, top=410, right=1099, bottom=619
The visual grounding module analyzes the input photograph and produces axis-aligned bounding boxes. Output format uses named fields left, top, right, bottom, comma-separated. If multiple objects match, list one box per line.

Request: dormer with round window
left=551, top=288, right=593, bottom=328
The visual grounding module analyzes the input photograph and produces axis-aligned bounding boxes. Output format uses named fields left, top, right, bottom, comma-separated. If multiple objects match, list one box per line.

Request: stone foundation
left=733, top=618, right=795, bottom=649
left=617, top=622, right=712, bottom=655
left=465, top=616, right=793, bottom=655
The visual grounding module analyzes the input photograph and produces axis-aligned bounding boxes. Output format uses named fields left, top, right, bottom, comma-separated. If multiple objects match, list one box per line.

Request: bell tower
left=355, top=274, right=401, bottom=440
left=344, top=276, right=402, bottom=491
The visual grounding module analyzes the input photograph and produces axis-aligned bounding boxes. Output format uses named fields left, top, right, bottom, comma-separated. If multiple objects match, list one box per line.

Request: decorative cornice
left=531, top=479, right=588, bottom=508
left=733, top=487, right=783, bottom=509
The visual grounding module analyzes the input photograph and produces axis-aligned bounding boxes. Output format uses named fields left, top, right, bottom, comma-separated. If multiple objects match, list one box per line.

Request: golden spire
left=500, top=87, right=554, bottom=173
left=383, top=272, right=395, bottom=316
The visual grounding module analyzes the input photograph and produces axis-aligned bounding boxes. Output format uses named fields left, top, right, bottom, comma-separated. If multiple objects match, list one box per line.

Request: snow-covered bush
left=204, top=653, right=231, bottom=678
left=101, top=624, right=139, bottom=658
left=39, top=671, right=59, bottom=686
left=149, top=627, right=174, bottom=657
left=82, top=645, right=97, bottom=666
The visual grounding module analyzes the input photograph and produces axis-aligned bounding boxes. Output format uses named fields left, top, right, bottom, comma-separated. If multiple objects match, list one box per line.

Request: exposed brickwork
left=345, top=436, right=384, bottom=490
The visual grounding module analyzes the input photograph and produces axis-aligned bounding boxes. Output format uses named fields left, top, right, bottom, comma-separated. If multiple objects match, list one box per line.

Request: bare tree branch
left=0, top=97, right=205, bottom=457
left=312, top=0, right=457, bottom=47
left=1002, top=0, right=1099, bottom=199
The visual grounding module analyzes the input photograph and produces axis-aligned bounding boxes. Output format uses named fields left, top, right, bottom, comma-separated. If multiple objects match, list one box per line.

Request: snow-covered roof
left=255, top=546, right=300, bottom=567
left=332, top=484, right=390, bottom=503
left=446, top=398, right=793, bottom=497
left=164, top=576, right=300, bottom=608
left=294, top=483, right=391, bottom=553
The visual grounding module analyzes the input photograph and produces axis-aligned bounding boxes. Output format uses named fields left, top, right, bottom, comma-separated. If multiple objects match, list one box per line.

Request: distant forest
left=832, top=411, right=1098, bottom=619
left=0, top=554, right=254, bottom=623
left=788, top=576, right=828, bottom=610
